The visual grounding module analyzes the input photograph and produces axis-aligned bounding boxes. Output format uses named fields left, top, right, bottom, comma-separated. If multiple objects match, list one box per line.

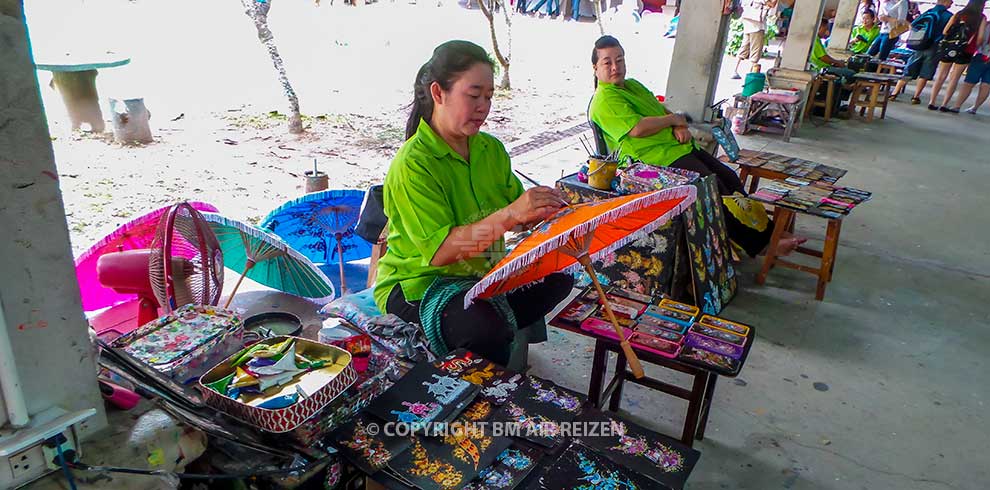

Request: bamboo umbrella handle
left=578, top=256, right=645, bottom=379
left=337, top=237, right=346, bottom=293
left=223, top=259, right=255, bottom=309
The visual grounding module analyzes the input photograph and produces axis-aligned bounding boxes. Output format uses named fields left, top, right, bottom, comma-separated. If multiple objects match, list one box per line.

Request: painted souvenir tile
left=435, top=349, right=486, bottom=376
left=480, top=372, right=524, bottom=406
left=689, top=323, right=746, bottom=346
left=679, top=346, right=741, bottom=374
left=529, top=440, right=654, bottom=490
left=628, top=332, right=680, bottom=356
left=492, top=401, right=563, bottom=448
left=633, top=322, right=683, bottom=343
left=388, top=436, right=468, bottom=490
left=330, top=414, right=411, bottom=475
left=443, top=418, right=514, bottom=472
left=558, top=301, right=598, bottom=325
left=685, top=332, right=744, bottom=359
left=464, top=446, right=541, bottom=490
left=511, top=376, right=585, bottom=425
left=697, top=315, right=751, bottom=336
left=573, top=410, right=700, bottom=490
left=636, top=314, right=688, bottom=335
left=609, top=288, right=654, bottom=304
left=366, top=362, right=478, bottom=431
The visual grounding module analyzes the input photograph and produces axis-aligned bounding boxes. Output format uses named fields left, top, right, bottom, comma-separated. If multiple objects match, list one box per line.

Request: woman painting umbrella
left=374, top=40, right=574, bottom=365
left=587, top=35, right=805, bottom=258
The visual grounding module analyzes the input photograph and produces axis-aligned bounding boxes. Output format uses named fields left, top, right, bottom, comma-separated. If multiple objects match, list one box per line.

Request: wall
left=0, top=0, right=108, bottom=436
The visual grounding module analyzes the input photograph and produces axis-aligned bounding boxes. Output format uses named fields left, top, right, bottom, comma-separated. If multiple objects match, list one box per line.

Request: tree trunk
left=479, top=0, right=512, bottom=90
left=242, top=0, right=304, bottom=134
left=593, top=0, right=605, bottom=35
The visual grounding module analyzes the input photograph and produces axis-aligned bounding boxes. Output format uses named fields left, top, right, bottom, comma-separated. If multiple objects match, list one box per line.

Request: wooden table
left=548, top=319, right=749, bottom=447
left=35, top=54, right=130, bottom=132
left=720, top=151, right=848, bottom=194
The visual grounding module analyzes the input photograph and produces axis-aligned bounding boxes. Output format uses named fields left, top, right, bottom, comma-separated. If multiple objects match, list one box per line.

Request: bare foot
left=776, top=236, right=807, bottom=256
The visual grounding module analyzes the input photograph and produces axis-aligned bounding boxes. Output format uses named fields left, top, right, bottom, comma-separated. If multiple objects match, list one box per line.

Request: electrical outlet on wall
left=4, top=443, right=46, bottom=485
left=0, top=408, right=95, bottom=488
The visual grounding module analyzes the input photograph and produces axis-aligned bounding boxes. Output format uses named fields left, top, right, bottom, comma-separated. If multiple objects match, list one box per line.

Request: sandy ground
left=25, top=0, right=758, bottom=256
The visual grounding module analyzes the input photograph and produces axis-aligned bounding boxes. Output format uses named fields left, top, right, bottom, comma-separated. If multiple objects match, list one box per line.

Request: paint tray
left=199, top=336, right=357, bottom=433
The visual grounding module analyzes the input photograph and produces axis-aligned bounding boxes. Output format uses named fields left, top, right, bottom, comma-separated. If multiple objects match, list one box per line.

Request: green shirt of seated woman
left=589, top=40, right=694, bottom=167
left=372, top=41, right=574, bottom=364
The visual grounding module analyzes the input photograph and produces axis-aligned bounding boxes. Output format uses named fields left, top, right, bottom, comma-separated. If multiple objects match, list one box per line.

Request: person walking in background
left=927, top=0, right=987, bottom=111
left=732, top=0, right=776, bottom=79
left=889, top=0, right=953, bottom=103
left=948, top=16, right=990, bottom=113
left=869, top=0, right=908, bottom=61
left=849, top=9, right=882, bottom=53
left=856, top=0, right=876, bottom=24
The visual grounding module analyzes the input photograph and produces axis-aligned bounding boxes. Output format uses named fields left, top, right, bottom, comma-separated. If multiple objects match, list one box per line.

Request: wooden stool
left=804, top=74, right=839, bottom=123
left=755, top=207, right=842, bottom=301
left=877, top=60, right=905, bottom=75
left=849, top=80, right=890, bottom=122
left=736, top=91, right=804, bottom=142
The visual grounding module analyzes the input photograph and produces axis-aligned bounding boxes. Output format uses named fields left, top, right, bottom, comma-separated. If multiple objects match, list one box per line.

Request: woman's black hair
left=406, top=40, right=493, bottom=140
left=958, top=0, right=986, bottom=28
left=591, top=35, right=623, bottom=88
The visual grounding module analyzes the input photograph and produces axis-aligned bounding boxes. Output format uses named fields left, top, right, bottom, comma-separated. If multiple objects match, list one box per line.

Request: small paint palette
left=659, top=299, right=700, bottom=318
left=685, top=332, right=743, bottom=359
left=698, top=315, right=750, bottom=336
left=690, top=323, right=746, bottom=346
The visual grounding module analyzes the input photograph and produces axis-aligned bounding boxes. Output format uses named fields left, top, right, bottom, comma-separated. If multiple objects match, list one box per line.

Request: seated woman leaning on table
left=588, top=35, right=805, bottom=258
left=373, top=40, right=575, bottom=366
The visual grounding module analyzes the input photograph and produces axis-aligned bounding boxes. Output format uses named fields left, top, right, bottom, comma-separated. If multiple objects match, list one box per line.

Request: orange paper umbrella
left=465, top=186, right=697, bottom=378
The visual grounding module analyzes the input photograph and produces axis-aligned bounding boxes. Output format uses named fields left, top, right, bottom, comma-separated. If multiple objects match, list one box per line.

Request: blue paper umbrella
left=262, top=189, right=372, bottom=292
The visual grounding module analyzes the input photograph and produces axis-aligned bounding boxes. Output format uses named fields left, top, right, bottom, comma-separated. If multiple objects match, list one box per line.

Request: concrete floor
left=522, top=95, right=990, bottom=490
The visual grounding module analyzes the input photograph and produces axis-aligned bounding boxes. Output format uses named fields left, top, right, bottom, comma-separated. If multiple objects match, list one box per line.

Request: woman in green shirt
left=375, top=40, right=574, bottom=364
left=589, top=35, right=805, bottom=257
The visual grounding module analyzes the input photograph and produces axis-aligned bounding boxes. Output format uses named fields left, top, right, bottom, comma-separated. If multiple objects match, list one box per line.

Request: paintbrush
left=514, top=169, right=571, bottom=207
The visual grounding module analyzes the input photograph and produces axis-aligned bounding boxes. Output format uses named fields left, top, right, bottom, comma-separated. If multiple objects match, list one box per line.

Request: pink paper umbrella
left=74, top=202, right=219, bottom=312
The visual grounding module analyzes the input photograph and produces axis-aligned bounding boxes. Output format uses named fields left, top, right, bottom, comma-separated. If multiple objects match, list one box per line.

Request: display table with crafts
left=722, top=149, right=848, bottom=194
left=556, top=164, right=738, bottom=316
left=548, top=287, right=754, bottom=447
left=749, top=179, right=872, bottom=300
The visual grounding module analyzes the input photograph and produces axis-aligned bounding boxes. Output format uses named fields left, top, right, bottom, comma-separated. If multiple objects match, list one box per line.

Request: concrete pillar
left=664, top=0, right=731, bottom=122
left=829, top=0, right=860, bottom=54
left=779, top=0, right=827, bottom=71
left=0, top=0, right=108, bottom=437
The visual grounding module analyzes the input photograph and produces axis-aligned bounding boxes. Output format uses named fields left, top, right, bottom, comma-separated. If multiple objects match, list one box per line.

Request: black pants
left=386, top=273, right=575, bottom=365
left=670, top=149, right=774, bottom=257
